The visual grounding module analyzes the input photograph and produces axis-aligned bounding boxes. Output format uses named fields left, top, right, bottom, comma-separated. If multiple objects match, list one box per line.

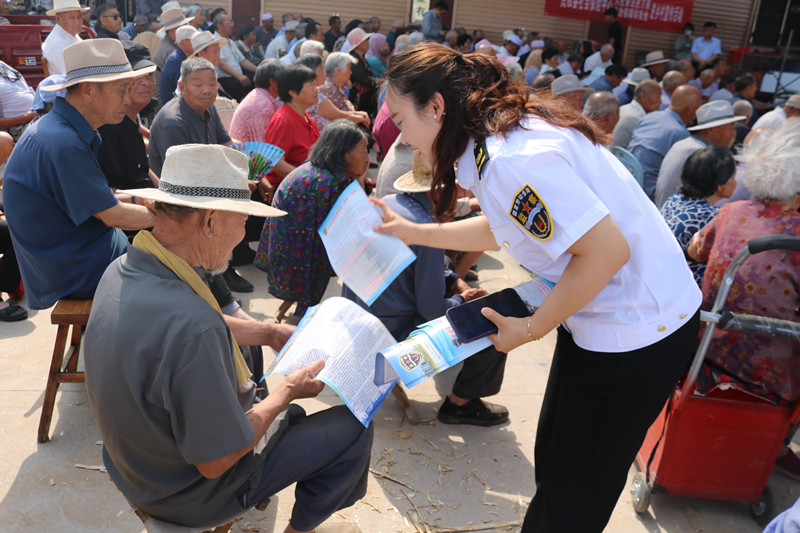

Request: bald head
left=699, top=68, right=716, bottom=88
left=476, top=44, right=496, bottom=56
left=662, top=71, right=684, bottom=95
left=634, top=79, right=662, bottom=113
left=583, top=91, right=620, bottom=136
left=670, top=85, right=702, bottom=125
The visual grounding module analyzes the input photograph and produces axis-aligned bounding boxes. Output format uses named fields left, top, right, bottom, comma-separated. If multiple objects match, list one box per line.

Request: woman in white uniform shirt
left=376, top=44, right=702, bottom=532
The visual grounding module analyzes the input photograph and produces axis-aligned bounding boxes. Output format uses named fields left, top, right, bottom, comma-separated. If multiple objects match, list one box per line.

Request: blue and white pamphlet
left=318, top=181, right=415, bottom=306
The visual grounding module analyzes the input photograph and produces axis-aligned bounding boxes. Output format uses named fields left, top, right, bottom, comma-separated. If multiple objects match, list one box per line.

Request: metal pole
left=773, top=28, right=794, bottom=105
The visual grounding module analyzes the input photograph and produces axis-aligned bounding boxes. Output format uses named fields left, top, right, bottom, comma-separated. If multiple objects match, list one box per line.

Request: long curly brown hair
left=383, top=43, right=606, bottom=220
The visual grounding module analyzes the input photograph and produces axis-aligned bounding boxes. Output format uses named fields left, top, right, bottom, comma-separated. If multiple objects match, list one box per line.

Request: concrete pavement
left=1, top=248, right=797, bottom=532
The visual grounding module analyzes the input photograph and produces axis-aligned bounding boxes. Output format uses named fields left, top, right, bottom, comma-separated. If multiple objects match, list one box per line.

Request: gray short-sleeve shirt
left=148, top=95, right=232, bottom=177
left=84, top=245, right=268, bottom=527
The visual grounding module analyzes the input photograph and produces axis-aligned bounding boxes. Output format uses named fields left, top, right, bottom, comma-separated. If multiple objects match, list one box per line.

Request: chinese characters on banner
left=544, top=0, right=694, bottom=33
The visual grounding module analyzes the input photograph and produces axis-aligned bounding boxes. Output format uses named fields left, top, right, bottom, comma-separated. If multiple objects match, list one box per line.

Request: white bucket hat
left=190, top=31, right=228, bottom=57
left=175, top=25, right=197, bottom=43
left=46, top=0, right=89, bottom=16
left=551, top=74, right=594, bottom=96
left=158, top=7, right=192, bottom=31
left=121, top=144, right=286, bottom=218
left=687, top=101, right=747, bottom=131
left=42, top=39, right=154, bottom=92
left=622, top=67, right=651, bottom=86
left=641, top=50, right=670, bottom=67
left=160, top=1, right=181, bottom=14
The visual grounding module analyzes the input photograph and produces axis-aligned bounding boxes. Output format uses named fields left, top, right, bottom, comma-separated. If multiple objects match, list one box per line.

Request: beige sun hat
left=347, top=28, right=373, bottom=48
left=622, top=67, right=651, bottom=86
left=158, top=7, right=192, bottom=31
left=640, top=50, right=670, bottom=67
left=121, top=144, right=286, bottom=218
left=394, top=152, right=434, bottom=193
left=687, top=101, right=746, bottom=131
left=190, top=31, right=228, bottom=57
left=42, top=39, right=153, bottom=92
left=551, top=74, right=594, bottom=96
left=46, top=0, right=89, bottom=16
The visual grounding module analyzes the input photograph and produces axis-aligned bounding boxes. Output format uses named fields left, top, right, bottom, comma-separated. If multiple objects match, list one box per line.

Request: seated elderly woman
left=228, top=59, right=284, bottom=142
left=262, top=64, right=320, bottom=191
left=256, top=120, right=370, bottom=319
left=688, top=118, right=800, bottom=477
left=298, top=54, right=369, bottom=135
left=661, top=145, right=736, bottom=285
left=312, top=52, right=371, bottom=134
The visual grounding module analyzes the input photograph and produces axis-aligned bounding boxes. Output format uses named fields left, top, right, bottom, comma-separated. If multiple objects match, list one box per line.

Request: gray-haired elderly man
left=84, top=144, right=371, bottom=533
left=583, top=91, right=620, bottom=139
left=3, top=39, right=156, bottom=311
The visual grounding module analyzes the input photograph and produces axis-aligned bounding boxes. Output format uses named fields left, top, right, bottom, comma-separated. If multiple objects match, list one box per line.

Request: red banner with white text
left=544, top=0, right=694, bottom=33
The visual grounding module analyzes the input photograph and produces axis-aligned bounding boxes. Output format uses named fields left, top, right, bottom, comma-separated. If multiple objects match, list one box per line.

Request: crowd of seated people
left=2, top=2, right=800, bottom=530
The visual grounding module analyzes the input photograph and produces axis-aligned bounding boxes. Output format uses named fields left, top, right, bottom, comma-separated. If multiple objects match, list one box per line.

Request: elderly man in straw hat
left=41, top=0, right=89, bottom=76
left=551, top=74, right=594, bottom=112
left=654, top=100, right=745, bottom=208
left=2, top=39, right=157, bottom=311
left=153, top=7, right=192, bottom=72
left=344, top=153, right=510, bottom=427
left=84, top=144, right=371, bottom=533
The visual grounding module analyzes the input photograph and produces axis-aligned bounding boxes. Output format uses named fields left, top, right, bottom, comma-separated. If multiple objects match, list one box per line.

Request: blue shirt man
left=627, top=109, right=689, bottom=200
left=422, top=2, right=447, bottom=43
left=3, top=98, right=128, bottom=309
left=160, top=47, right=186, bottom=104
left=627, top=85, right=701, bottom=199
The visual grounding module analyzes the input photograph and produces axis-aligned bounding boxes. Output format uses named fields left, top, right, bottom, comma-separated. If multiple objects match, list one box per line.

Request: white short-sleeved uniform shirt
left=457, top=117, right=701, bottom=353
left=41, top=24, right=82, bottom=76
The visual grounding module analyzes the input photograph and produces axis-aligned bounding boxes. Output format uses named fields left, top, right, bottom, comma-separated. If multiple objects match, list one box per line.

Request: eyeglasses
left=102, top=13, right=120, bottom=19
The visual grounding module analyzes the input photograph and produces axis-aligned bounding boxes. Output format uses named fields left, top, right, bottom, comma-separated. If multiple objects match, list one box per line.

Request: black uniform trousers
left=523, top=311, right=700, bottom=533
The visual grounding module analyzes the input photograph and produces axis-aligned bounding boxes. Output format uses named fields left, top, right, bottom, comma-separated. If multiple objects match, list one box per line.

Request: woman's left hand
left=482, top=308, right=532, bottom=353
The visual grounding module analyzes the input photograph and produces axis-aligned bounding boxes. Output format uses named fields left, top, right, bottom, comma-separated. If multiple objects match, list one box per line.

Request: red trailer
left=631, top=235, right=800, bottom=526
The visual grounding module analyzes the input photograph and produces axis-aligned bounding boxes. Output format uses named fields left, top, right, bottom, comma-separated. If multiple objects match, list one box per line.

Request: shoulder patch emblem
left=509, top=184, right=552, bottom=240
left=474, top=138, right=489, bottom=179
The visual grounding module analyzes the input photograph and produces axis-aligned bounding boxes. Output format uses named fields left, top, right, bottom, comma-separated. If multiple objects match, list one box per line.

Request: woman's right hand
left=370, top=196, right=422, bottom=245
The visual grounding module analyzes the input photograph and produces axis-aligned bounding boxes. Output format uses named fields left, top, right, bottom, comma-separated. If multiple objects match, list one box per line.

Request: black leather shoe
left=0, top=303, right=28, bottom=322
left=223, top=267, right=254, bottom=293
left=437, top=397, right=509, bottom=427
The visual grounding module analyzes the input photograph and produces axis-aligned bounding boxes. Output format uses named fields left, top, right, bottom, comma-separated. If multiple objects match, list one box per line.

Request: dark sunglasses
left=102, top=13, right=120, bottom=19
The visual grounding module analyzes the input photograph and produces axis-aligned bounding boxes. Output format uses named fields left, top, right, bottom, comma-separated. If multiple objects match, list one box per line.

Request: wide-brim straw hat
left=622, top=67, right=651, bottom=86
left=46, top=0, right=89, bottom=16
left=551, top=74, right=594, bottom=96
left=158, top=7, right=192, bottom=31
left=121, top=144, right=286, bottom=218
left=394, top=152, right=434, bottom=193
left=190, top=31, right=228, bottom=57
left=687, top=100, right=746, bottom=131
left=42, top=39, right=153, bottom=92
left=641, top=50, right=669, bottom=67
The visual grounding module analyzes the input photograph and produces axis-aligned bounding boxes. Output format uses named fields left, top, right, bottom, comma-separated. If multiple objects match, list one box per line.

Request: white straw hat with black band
left=687, top=101, right=747, bottom=131
left=42, top=39, right=155, bottom=92
left=121, top=144, right=286, bottom=218
left=46, top=0, right=89, bottom=16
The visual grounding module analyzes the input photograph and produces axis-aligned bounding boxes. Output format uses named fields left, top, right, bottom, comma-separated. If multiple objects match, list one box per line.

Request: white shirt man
left=41, top=1, right=87, bottom=76
left=584, top=45, right=613, bottom=74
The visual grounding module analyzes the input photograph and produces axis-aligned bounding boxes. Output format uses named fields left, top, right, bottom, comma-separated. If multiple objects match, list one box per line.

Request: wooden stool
left=38, top=298, right=92, bottom=443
